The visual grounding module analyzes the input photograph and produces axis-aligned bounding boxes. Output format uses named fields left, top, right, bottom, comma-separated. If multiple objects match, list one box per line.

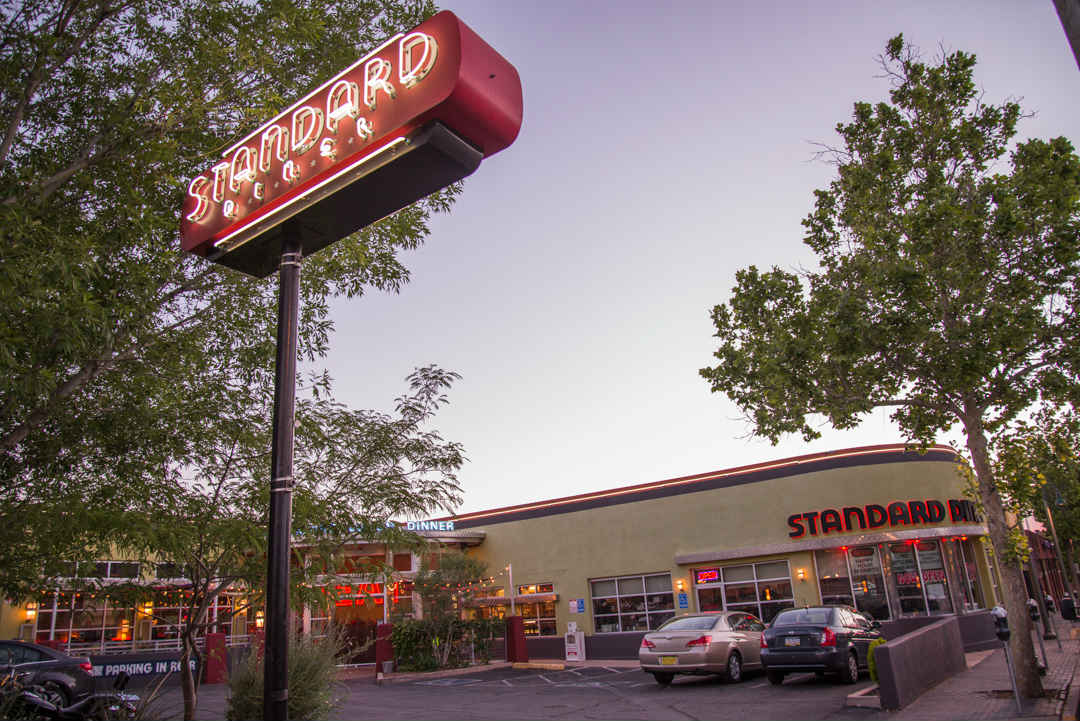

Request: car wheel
left=767, top=670, right=785, bottom=685
left=39, top=681, right=70, bottom=709
left=653, top=672, right=674, bottom=687
left=725, top=652, right=743, bottom=683
left=841, top=652, right=859, bottom=684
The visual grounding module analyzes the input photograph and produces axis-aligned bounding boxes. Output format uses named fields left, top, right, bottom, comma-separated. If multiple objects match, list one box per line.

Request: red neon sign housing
left=180, top=11, right=522, bottom=277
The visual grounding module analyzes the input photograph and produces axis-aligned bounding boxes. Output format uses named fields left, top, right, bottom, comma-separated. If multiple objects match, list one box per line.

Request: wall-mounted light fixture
left=255, top=610, right=265, bottom=629
left=25, top=602, right=37, bottom=622
left=676, top=579, right=686, bottom=593
left=796, top=568, right=807, bottom=581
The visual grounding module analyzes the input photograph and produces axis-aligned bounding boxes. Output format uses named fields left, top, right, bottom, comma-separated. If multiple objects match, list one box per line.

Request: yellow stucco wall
left=464, top=455, right=978, bottom=633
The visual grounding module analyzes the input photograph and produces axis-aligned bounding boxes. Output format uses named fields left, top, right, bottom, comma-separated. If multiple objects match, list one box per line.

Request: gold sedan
left=639, top=612, right=766, bottom=686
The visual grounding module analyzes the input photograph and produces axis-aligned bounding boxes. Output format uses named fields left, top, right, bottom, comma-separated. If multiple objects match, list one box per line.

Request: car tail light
left=820, top=627, right=837, bottom=647
left=641, top=637, right=655, bottom=650
left=760, top=634, right=768, bottom=649
left=80, top=661, right=93, bottom=672
left=686, top=635, right=712, bottom=648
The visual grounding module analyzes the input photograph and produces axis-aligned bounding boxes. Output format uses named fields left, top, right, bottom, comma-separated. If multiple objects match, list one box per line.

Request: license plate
left=784, top=637, right=801, bottom=646
left=659, top=656, right=677, bottom=665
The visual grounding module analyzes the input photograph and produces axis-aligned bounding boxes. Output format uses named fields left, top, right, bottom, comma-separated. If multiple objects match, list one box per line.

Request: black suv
left=760, top=606, right=882, bottom=684
left=0, top=640, right=94, bottom=707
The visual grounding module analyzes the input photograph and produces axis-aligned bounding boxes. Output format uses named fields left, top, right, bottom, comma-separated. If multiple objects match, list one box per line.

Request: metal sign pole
left=264, top=225, right=303, bottom=721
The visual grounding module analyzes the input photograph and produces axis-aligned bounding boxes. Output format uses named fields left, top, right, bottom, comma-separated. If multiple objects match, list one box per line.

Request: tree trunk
left=965, top=418, right=1044, bottom=698
left=180, top=633, right=199, bottom=721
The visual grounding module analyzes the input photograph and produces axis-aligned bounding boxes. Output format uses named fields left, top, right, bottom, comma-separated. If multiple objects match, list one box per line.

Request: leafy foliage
left=226, top=628, right=346, bottom=721
left=0, top=0, right=460, bottom=595
left=393, top=552, right=495, bottom=668
left=867, top=637, right=887, bottom=683
left=700, top=35, right=1080, bottom=698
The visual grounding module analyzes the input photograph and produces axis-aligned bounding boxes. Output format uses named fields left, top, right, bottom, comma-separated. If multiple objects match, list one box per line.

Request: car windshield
left=772, top=608, right=834, bottom=626
left=656, top=616, right=718, bottom=631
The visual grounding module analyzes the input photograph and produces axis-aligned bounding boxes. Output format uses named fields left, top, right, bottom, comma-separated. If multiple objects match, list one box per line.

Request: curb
left=375, top=661, right=512, bottom=685
left=845, top=684, right=881, bottom=708
left=512, top=662, right=565, bottom=671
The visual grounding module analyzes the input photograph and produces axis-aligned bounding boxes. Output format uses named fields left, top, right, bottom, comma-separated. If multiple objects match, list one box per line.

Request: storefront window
left=916, top=541, right=953, bottom=614
left=886, top=543, right=927, bottom=616
left=591, top=573, right=673, bottom=632
left=849, top=546, right=889, bottom=620
left=956, top=538, right=985, bottom=609
left=692, top=561, right=794, bottom=622
left=815, top=549, right=854, bottom=606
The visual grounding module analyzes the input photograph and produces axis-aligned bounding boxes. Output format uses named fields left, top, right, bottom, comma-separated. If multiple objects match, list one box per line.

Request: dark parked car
left=0, top=640, right=94, bottom=707
left=760, top=606, right=882, bottom=685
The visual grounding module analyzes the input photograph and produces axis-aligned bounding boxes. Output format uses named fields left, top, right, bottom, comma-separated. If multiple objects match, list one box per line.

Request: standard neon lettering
left=185, top=31, right=438, bottom=227
left=787, top=498, right=977, bottom=538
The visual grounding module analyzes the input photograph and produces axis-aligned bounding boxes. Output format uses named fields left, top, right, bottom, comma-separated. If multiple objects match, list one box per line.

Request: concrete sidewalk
left=886, top=633, right=1080, bottom=721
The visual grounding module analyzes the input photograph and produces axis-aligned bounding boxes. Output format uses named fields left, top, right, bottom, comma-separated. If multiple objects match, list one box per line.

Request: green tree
left=51, top=366, right=464, bottom=721
left=994, top=406, right=1080, bottom=595
left=409, top=551, right=490, bottom=667
left=700, top=36, right=1080, bottom=697
left=0, top=0, right=459, bottom=581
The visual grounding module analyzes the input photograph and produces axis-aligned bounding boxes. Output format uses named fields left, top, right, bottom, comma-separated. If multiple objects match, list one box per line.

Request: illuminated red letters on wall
left=786, top=498, right=980, bottom=538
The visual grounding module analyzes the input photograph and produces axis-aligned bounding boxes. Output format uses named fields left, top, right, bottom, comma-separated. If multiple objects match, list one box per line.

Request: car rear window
left=772, top=608, right=834, bottom=626
left=656, top=616, right=719, bottom=631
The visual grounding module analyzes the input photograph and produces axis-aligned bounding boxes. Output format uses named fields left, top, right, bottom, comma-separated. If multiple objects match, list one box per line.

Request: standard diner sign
left=180, top=11, right=522, bottom=277
left=787, top=498, right=981, bottom=538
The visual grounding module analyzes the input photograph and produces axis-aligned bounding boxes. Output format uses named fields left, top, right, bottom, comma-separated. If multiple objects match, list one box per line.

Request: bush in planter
left=867, top=638, right=887, bottom=683
left=226, top=628, right=345, bottom=720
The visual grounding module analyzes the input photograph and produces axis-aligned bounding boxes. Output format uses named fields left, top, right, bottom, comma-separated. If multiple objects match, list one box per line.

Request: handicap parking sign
left=677, top=592, right=688, bottom=609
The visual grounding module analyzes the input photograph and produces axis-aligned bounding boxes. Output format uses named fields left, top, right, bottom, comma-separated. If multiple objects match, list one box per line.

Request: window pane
left=648, top=611, right=675, bottom=629
left=850, top=546, right=889, bottom=620
left=591, top=580, right=616, bottom=597
left=110, top=563, right=139, bottom=579
left=755, top=561, right=789, bottom=580
left=917, top=541, right=953, bottom=614
left=724, top=565, right=754, bottom=582
left=621, top=613, right=648, bottom=631
left=92, top=562, right=109, bottom=578
left=594, top=615, right=620, bottom=633
left=539, top=601, right=556, bottom=617
left=758, top=580, right=792, bottom=602
left=593, top=598, right=617, bottom=615
left=645, top=575, right=672, bottom=593
left=539, top=620, right=557, bottom=636
left=698, top=588, right=724, bottom=613
left=393, top=554, right=412, bottom=572
left=617, top=577, right=644, bottom=595
left=619, top=595, right=646, bottom=613
left=646, top=593, right=673, bottom=611
left=725, top=582, right=757, bottom=605
left=520, top=603, right=538, bottom=619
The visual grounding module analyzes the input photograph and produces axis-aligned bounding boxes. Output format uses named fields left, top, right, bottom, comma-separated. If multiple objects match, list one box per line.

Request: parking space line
left=567, top=669, right=583, bottom=676
left=501, top=679, right=511, bottom=687
left=538, top=674, right=553, bottom=684
left=750, top=681, right=769, bottom=688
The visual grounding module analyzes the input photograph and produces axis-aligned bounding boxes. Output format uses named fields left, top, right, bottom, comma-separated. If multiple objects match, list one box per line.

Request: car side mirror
left=871, top=621, right=881, bottom=629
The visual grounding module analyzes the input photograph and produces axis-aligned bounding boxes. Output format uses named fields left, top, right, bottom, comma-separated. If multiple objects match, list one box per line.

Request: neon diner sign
left=179, top=11, right=523, bottom=273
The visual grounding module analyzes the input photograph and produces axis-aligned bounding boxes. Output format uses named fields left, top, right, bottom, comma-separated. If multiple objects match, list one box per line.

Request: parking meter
left=992, top=605, right=1010, bottom=641
left=1028, top=598, right=1040, bottom=622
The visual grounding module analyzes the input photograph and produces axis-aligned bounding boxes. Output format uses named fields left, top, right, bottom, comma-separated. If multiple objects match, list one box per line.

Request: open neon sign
left=331, top=581, right=409, bottom=608
left=179, top=11, right=522, bottom=277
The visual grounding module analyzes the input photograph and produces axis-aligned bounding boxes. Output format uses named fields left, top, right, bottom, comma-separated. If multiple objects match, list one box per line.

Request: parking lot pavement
left=329, top=666, right=883, bottom=721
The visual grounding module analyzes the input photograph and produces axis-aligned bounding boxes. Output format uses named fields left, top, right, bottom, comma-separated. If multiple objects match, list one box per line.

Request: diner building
left=1, top=443, right=1001, bottom=659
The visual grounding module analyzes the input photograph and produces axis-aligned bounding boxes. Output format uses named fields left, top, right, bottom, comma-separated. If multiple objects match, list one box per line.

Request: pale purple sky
left=317, top=1, right=1080, bottom=516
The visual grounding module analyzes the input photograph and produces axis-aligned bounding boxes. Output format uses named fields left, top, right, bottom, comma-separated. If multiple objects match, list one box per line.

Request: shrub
left=226, top=628, right=345, bottom=720
left=867, top=638, right=887, bottom=683
left=390, top=617, right=504, bottom=671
